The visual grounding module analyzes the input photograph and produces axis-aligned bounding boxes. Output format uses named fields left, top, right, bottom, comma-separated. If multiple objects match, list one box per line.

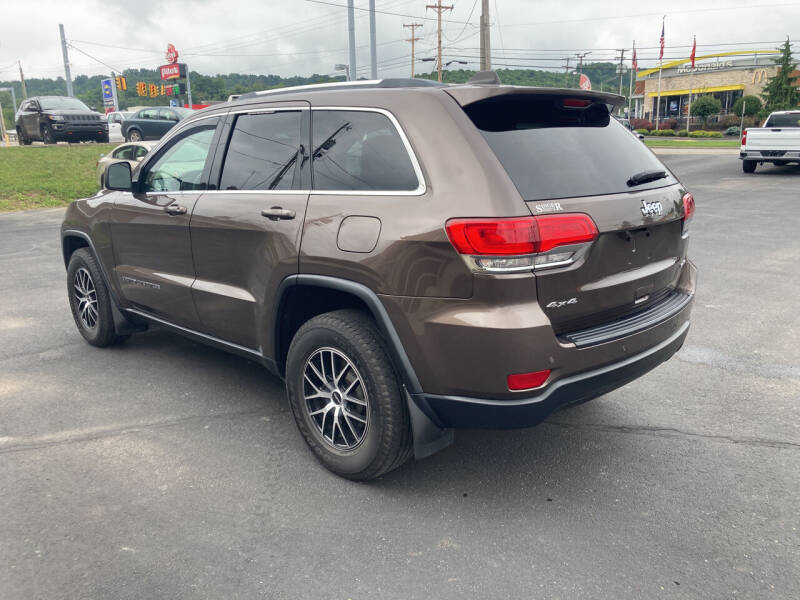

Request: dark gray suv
left=61, top=75, right=697, bottom=480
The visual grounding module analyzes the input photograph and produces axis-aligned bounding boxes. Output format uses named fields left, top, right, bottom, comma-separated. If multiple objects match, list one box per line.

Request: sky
left=0, top=0, right=798, bottom=82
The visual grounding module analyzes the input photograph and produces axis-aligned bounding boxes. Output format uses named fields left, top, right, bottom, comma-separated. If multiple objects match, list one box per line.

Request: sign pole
left=186, top=66, right=192, bottom=108
left=628, top=40, right=635, bottom=119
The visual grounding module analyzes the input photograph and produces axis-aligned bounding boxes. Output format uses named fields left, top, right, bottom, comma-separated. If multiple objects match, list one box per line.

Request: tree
left=761, top=38, right=800, bottom=111
left=691, top=95, right=722, bottom=125
left=731, top=95, right=762, bottom=117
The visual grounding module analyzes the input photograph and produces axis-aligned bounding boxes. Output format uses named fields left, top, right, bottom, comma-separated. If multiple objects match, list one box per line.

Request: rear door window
left=219, top=111, right=303, bottom=191
left=311, top=110, right=419, bottom=192
left=464, top=95, right=677, bottom=201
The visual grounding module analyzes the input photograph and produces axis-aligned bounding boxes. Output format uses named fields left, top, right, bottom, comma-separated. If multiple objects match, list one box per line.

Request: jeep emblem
left=640, top=199, right=663, bottom=217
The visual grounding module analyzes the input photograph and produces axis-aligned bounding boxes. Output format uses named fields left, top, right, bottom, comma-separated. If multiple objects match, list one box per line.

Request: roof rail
left=236, top=78, right=448, bottom=101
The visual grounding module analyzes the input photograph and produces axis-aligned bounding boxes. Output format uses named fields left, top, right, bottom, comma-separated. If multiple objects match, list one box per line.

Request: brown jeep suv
left=61, top=75, right=697, bottom=480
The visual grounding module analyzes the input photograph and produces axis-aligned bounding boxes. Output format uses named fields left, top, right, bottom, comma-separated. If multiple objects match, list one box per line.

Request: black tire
left=742, top=160, right=756, bottom=173
left=40, top=124, right=55, bottom=144
left=67, top=248, right=127, bottom=347
left=98, top=134, right=109, bottom=143
left=126, top=129, right=142, bottom=142
left=285, top=309, right=412, bottom=481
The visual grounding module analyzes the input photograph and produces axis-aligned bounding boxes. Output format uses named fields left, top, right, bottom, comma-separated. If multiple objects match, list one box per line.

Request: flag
left=690, top=36, right=696, bottom=68
left=632, top=46, right=638, bottom=72
left=659, top=21, right=665, bottom=60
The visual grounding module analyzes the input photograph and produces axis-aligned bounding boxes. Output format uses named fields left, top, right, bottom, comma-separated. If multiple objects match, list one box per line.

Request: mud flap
left=405, top=388, right=454, bottom=459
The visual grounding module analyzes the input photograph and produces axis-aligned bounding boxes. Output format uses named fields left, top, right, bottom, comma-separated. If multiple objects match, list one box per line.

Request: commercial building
left=630, top=51, right=793, bottom=122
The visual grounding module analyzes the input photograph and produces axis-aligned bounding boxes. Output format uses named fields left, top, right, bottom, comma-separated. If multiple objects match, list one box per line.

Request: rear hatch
left=450, top=87, right=690, bottom=335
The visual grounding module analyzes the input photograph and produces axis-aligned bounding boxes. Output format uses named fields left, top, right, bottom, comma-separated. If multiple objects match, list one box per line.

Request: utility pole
left=368, top=0, right=378, bottom=79
left=480, top=0, right=491, bottom=70
left=563, top=57, right=570, bottom=87
left=59, top=24, right=74, bottom=97
left=404, top=23, right=423, bottom=78
left=18, top=61, right=28, bottom=99
left=347, top=0, right=357, bottom=82
left=616, top=49, right=626, bottom=96
left=426, top=1, right=453, bottom=82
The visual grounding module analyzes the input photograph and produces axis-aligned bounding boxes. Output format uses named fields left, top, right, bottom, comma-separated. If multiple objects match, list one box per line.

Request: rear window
left=464, top=95, right=677, bottom=201
left=764, top=113, right=800, bottom=127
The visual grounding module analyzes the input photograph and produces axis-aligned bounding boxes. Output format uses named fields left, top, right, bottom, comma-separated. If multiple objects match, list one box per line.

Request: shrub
left=631, top=118, right=653, bottom=130
left=688, top=130, right=724, bottom=138
left=658, top=118, right=678, bottom=130
left=649, top=129, right=675, bottom=136
left=677, top=129, right=689, bottom=137
left=724, top=126, right=742, bottom=136
left=634, top=128, right=649, bottom=135
left=719, top=115, right=741, bottom=128
left=731, top=95, right=762, bottom=117
left=691, top=96, right=723, bottom=125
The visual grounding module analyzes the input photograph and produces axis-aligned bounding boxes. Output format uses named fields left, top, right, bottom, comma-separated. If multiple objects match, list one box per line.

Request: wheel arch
left=274, top=275, right=422, bottom=395
left=274, top=274, right=453, bottom=459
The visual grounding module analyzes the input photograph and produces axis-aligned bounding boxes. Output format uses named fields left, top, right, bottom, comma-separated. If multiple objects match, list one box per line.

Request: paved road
left=1, top=156, right=798, bottom=599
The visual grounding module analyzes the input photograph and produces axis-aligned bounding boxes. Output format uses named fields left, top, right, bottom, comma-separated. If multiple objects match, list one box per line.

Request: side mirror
left=106, top=162, right=132, bottom=191
left=637, top=133, right=645, bottom=140
left=90, top=106, right=97, bottom=112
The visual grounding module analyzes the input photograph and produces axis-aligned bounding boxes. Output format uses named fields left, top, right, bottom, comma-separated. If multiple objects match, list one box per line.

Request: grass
left=644, top=138, right=740, bottom=148
left=0, top=144, right=115, bottom=212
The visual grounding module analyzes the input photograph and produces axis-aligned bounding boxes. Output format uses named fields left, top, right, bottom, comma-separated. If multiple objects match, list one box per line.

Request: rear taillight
left=681, top=192, right=695, bottom=238
left=741, top=129, right=747, bottom=145
left=445, top=214, right=598, bottom=273
left=682, top=193, right=695, bottom=222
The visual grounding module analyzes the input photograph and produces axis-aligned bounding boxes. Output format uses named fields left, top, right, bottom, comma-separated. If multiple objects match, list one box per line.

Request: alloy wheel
left=73, top=267, right=99, bottom=330
left=303, top=347, right=369, bottom=450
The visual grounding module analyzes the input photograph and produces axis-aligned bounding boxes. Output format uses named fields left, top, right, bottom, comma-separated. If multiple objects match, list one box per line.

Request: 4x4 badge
left=640, top=199, right=663, bottom=217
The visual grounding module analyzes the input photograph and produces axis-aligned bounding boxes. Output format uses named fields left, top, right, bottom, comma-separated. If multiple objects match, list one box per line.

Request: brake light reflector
left=682, top=193, right=695, bottom=222
left=507, top=369, right=551, bottom=391
left=563, top=98, right=592, bottom=108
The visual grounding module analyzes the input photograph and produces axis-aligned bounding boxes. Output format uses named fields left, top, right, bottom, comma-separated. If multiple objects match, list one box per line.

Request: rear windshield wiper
left=627, top=169, right=667, bottom=187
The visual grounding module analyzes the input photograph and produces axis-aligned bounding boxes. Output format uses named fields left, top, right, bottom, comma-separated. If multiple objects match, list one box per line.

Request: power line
left=304, top=0, right=474, bottom=25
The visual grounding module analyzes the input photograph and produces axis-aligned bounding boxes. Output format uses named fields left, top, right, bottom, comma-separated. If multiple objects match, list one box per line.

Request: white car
left=96, top=141, right=156, bottom=187
left=106, top=111, right=134, bottom=142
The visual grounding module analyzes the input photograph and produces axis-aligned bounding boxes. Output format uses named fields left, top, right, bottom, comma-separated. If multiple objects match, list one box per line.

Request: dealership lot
left=0, top=154, right=798, bottom=599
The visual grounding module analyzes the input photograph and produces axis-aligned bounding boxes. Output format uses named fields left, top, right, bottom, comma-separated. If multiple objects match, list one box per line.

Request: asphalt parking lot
left=1, top=153, right=798, bottom=599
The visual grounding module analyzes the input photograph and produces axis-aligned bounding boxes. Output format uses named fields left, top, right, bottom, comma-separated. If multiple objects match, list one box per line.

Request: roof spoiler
left=466, top=70, right=502, bottom=85
left=445, top=85, right=625, bottom=109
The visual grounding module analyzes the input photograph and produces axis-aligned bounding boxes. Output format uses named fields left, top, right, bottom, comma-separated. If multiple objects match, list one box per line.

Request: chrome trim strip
left=123, top=307, right=262, bottom=357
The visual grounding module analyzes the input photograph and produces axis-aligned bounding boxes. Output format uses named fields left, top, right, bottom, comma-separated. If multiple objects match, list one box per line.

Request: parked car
left=740, top=110, right=800, bottom=172
left=96, top=141, right=156, bottom=187
left=15, top=96, right=108, bottom=144
left=107, top=111, right=134, bottom=142
left=61, top=76, right=696, bottom=480
left=121, top=106, right=193, bottom=141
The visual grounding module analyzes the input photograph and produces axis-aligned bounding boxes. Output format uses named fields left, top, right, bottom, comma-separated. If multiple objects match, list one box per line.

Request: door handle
left=164, top=203, right=187, bottom=215
left=261, top=207, right=296, bottom=220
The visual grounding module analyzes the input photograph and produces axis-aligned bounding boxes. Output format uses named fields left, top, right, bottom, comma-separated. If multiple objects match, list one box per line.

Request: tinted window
left=139, top=109, right=159, bottom=120
left=143, top=125, right=216, bottom=192
left=764, top=113, right=800, bottom=127
left=464, top=95, right=677, bottom=201
left=135, top=146, right=150, bottom=160
left=312, top=110, right=418, bottom=191
left=219, top=111, right=302, bottom=191
left=159, top=109, right=179, bottom=122
left=39, top=97, right=90, bottom=111
left=113, top=146, right=135, bottom=160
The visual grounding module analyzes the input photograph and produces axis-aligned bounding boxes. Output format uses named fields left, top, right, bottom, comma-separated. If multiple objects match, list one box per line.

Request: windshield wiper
left=627, top=169, right=667, bottom=187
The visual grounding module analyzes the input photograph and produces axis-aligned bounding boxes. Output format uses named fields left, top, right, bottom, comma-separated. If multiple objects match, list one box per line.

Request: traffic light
left=149, top=83, right=158, bottom=98
left=115, top=76, right=127, bottom=91
left=136, top=81, right=147, bottom=97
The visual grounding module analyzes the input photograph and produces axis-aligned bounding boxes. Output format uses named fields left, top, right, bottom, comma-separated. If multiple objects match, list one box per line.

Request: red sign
left=579, top=74, right=592, bottom=91
left=160, top=63, right=186, bottom=80
left=166, top=43, right=179, bottom=64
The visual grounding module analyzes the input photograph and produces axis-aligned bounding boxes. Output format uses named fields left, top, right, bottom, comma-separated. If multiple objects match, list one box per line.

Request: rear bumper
left=740, top=150, right=800, bottom=161
left=416, top=319, right=690, bottom=429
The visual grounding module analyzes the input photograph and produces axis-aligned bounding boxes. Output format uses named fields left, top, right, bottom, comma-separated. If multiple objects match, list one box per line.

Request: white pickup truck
left=740, top=110, right=800, bottom=173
